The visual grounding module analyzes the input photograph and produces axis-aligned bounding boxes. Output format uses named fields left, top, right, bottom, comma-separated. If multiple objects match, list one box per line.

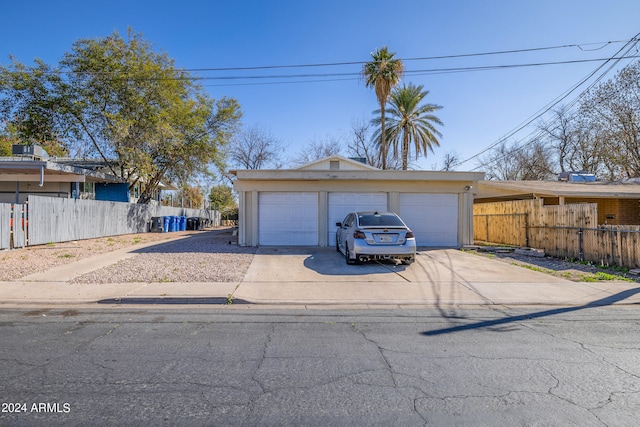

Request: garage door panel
left=399, top=194, right=458, bottom=247
left=259, top=192, right=318, bottom=246
left=327, top=193, right=388, bottom=246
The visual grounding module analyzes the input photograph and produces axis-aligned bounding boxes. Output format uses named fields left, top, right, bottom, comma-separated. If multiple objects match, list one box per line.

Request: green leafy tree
left=209, top=184, right=237, bottom=221
left=0, top=58, right=69, bottom=156
left=0, top=135, right=12, bottom=156
left=374, top=83, right=443, bottom=170
left=363, top=46, right=404, bottom=169
left=175, top=185, right=205, bottom=209
left=0, top=29, right=242, bottom=203
left=209, top=184, right=236, bottom=210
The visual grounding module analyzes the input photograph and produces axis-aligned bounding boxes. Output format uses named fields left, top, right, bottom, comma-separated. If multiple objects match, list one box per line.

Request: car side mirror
left=336, top=222, right=342, bottom=227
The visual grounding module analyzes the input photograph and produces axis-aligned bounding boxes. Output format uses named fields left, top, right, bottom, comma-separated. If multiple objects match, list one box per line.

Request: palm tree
left=363, top=46, right=404, bottom=170
left=378, top=83, right=443, bottom=170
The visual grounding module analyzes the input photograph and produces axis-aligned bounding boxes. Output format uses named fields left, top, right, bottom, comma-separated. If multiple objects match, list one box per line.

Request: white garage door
left=328, top=192, right=388, bottom=246
left=259, top=192, right=318, bottom=246
left=399, top=194, right=458, bottom=247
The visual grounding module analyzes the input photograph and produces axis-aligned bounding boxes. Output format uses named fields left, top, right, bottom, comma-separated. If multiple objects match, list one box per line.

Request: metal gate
left=0, top=203, right=27, bottom=249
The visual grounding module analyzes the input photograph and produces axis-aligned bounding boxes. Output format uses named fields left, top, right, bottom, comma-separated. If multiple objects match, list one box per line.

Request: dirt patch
left=467, top=247, right=639, bottom=283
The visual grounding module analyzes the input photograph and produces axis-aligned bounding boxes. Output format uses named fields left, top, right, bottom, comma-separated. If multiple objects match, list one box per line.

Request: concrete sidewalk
left=1, top=244, right=640, bottom=308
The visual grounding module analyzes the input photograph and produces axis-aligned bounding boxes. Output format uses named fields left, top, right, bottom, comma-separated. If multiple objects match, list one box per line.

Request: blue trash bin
left=162, top=216, right=170, bottom=233
left=179, top=216, right=187, bottom=231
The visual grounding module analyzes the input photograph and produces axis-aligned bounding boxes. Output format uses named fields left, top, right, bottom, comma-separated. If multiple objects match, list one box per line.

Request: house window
left=330, top=160, right=340, bottom=170
left=75, top=182, right=95, bottom=199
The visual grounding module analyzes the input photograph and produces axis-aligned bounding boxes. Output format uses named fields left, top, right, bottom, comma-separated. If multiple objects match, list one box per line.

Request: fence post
left=524, top=213, right=529, bottom=248
left=485, top=215, right=489, bottom=242
left=578, top=227, right=584, bottom=262
left=611, top=227, right=616, bottom=268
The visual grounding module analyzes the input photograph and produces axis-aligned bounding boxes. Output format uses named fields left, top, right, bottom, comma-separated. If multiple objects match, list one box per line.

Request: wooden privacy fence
left=0, top=195, right=220, bottom=249
left=474, top=213, right=529, bottom=247
left=474, top=199, right=597, bottom=246
left=473, top=199, right=640, bottom=269
left=529, top=225, right=640, bottom=269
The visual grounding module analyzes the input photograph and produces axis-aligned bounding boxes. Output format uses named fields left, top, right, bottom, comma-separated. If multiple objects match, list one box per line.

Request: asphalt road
left=1, top=306, right=639, bottom=426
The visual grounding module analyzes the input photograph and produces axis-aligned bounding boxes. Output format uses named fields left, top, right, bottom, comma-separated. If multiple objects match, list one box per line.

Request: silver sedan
left=336, top=211, right=416, bottom=265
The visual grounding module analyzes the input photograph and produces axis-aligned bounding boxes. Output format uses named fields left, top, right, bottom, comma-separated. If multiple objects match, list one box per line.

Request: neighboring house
left=54, top=158, right=178, bottom=203
left=231, top=155, right=484, bottom=247
left=0, top=146, right=177, bottom=204
left=0, top=151, right=124, bottom=204
left=476, top=180, right=640, bottom=225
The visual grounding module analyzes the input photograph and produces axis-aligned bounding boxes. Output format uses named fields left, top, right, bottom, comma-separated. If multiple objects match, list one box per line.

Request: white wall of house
left=0, top=181, right=73, bottom=203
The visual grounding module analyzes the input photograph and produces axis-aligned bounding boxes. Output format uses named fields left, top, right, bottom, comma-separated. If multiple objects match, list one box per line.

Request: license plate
left=377, top=235, right=394, bottom=243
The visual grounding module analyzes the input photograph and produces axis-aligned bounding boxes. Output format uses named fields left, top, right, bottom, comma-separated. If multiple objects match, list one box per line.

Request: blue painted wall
left=95, top=183, right=130, bottom=202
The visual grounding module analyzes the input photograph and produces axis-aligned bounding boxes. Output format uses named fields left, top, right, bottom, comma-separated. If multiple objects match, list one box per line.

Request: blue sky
left=2, top=0, right=640, bottom=171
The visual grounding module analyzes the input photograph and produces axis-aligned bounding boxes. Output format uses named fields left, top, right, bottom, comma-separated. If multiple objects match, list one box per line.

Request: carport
left=232, top=156, right=484, bottom=248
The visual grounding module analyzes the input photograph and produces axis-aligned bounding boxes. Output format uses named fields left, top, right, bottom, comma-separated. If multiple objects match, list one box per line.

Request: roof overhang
left=231, top=169, right=485, bottom=192
left=231, top=169, right=485, bottom=181
left=0, top=159, right=124, bottom=183
left=477, top=180, right=640, bottom=200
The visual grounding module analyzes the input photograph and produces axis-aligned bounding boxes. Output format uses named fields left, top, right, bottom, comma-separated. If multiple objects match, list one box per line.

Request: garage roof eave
left=232, top=169, right=485, bottom=182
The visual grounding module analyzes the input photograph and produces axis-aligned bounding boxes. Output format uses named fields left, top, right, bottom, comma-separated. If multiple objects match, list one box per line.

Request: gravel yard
left=1, top=228, right=256, bottom=283
left=72, top=229, right=256, bottom=283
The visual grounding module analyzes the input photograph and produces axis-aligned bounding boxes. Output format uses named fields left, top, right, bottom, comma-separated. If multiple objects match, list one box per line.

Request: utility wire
left=194, top=55, right=640, bottom=88
left=185, top=40, right=629, bottom=72
left=457, top=33, right=640, bottom=170
left=26, top=38, right=633, bottom=81
left=129, top=55, right=640, bottom=84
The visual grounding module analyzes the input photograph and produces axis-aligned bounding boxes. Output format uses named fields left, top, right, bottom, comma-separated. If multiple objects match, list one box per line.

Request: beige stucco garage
left=231, top=156, right=484, bottom=247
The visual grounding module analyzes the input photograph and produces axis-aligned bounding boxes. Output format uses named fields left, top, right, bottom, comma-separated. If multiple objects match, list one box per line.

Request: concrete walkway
left=1, top=243, right=640, bottom=308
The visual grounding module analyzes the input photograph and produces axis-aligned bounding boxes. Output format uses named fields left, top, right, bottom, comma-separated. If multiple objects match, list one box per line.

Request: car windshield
left=357, top=214, right=404, bottom=227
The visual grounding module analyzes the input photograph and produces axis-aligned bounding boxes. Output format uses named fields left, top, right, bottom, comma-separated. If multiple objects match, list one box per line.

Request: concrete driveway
left=235, top=247, right=640, bottom=307
left=2, top=239, right=639, bottom=308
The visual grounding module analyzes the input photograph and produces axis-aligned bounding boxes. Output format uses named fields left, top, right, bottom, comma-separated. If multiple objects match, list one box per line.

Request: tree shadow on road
left=422, top=287, right=640, bottom=336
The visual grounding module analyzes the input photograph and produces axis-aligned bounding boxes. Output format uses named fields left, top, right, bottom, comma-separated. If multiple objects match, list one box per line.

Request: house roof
left=477, top=180, right=640, bottom=200
left=49, top=158, right=179, bottom=190
left=231, top=156, right=485, bottom=190
left=0, top=158, right=124, bottom=183
left=294, top=155, right=380, bottom=171
left=232, top=155, right=485, bottom=180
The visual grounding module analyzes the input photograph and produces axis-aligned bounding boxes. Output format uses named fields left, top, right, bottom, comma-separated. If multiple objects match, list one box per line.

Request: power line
left=142, top=55, right=640, bottom=84
left=23, top=38, right=634, bottom=82
left=185, top=39, right=630, bottom=72
left=457, top=33, right=640, bottom=170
